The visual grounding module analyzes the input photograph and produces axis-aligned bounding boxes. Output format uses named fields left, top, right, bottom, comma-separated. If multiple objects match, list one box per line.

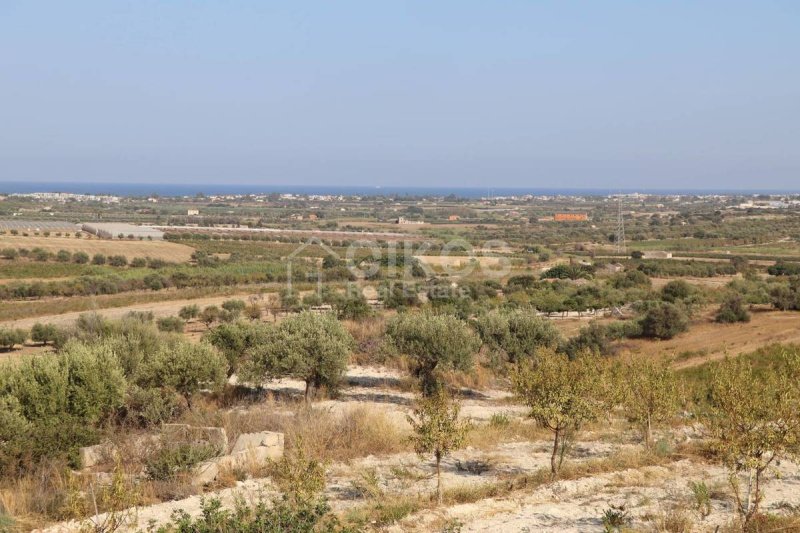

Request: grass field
left=0, top=235, right=196, bottom=262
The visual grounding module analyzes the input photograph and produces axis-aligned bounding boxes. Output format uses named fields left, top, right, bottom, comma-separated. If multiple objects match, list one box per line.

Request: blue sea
left=0, top=181, right=796, bottom=198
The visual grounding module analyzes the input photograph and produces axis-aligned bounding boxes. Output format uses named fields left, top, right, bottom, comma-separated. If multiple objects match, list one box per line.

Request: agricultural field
left=2, top=192, right=800, bottom=533
left=0, top=235, right=195, bottom=262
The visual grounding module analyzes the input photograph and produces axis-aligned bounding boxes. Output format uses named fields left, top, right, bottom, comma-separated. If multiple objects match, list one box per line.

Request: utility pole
left=615, top=196, right=626, bottom=255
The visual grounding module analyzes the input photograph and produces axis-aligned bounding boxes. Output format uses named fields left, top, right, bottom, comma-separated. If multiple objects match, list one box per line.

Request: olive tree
left=472, top=308, right=561, bottom=364
left=386, top=311, right=479, bottom=395
left=30, top=323, right=61, bottom=345
left=243, top=312, right=353, bottom=402
left=407, top=390, right=470, bottom=504
left=512, top=350, right=607, bottom=476
left=204, top=321, right=271, bottom=377
left=620, top=358, right=679, bottom=448
left=0, top=328, right=27, bottom=351
left=137, top=341, right=227, bottom=408
left=704, top=351, right=800, bottom=526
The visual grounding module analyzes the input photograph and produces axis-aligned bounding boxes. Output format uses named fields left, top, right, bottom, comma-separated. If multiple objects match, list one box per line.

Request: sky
left=1, top=1, right=798, bottom=190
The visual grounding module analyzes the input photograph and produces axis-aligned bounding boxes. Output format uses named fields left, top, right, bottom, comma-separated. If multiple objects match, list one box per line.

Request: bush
left=108, top=255, right=128, bottom=267
left=639, top=302, right=689, bottom=340
left=72, top=251, right=89, bottom=264
left=472, top=308, right=561, bottom=364
left=92, top=253, right=106, bottom=265
left=221, top=299, right=246, bottom=317
left=716, top=293, right=751, bottom=323
left=122, top=385, right=184, bottom=428
left=130, top=257, right=147, bottom=268
left=55, top=250, right=72, bottom=263
left=178, top=304, right=200, bottom=320
left=156, top=316, right=185, bottom=333
left=0, top=340, right=126, bottom=471
left=145, top=443, right=220, bottom=481
left=0, top=248, right=18, bottom=260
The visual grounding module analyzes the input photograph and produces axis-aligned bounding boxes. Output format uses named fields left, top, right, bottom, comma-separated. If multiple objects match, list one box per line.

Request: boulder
left=79, top=444, right=110, bottom=469
left=231, top=431, right=284, bottom=455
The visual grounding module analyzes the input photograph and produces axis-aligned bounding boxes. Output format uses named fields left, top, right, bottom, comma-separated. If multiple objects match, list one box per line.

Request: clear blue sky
left=1, top=1, right=798, bottom=189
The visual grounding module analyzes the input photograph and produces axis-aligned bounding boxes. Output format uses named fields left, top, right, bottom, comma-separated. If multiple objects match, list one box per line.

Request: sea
left=0, top=181, right=796, bottom=199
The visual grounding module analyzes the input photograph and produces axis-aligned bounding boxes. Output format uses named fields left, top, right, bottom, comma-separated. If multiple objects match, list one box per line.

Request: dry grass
left=0, top=235, right=195, bottom=262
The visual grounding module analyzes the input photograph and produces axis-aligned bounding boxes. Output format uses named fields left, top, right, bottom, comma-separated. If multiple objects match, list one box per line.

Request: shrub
left=130, top=257, right=147, bottom=268
left=178, top=304, right=200, bottom=321
left=55, top=250, right=71, bottom=263
left=91, top=253, right=106, bottom=265
left=639, top=302, right=689, bottom=340
left=31, top=248, right=50, bottom=262
left=221, top=299, right=246, bottom=317
left=72, top=251, right=89, bottom=264
left=0, top=340, right=126, bottom=471
left=200, top=305, right=220, bottom=328
left=144, top=443, right=220, bottom=481
left=715, top=293, right=751, bottom=323
left=108, top=255, right=128, bottom=267
left=122, top=385, right=184, bottom=428
left=473, top=308, right=561, bottom=364
left=0, top=248, right=18, bottom=260
left=156, top=316, right=185, bottom=333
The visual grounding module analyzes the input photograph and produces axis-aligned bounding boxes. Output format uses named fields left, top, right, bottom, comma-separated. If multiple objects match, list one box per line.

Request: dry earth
left=37, top=365, right=800, bottom=533
left=0, top=235, right=195, bottom=262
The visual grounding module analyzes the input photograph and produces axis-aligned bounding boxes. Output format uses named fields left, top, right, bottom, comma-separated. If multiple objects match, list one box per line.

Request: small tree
left=620, top=358, right=679, bottom=448
left=386, top=311, right=479, bottom=395
left=244, top=312, right=353, bottom=401
left=136, top=342, right=227, bottom=409
left=407, top=390, right=470, bottom=504
left=30, top=323, right=60, bottom=345
left=0, top=328, right=27, bottom=351
left=178, top=304, right=200, bottom=321
left=204, top=321, right=271, bottom=377
left=472, top=308, right=561, bottom=364
left=512, top=351, right=606, bottom=476
left=704, top=352, right=800, bottom=526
